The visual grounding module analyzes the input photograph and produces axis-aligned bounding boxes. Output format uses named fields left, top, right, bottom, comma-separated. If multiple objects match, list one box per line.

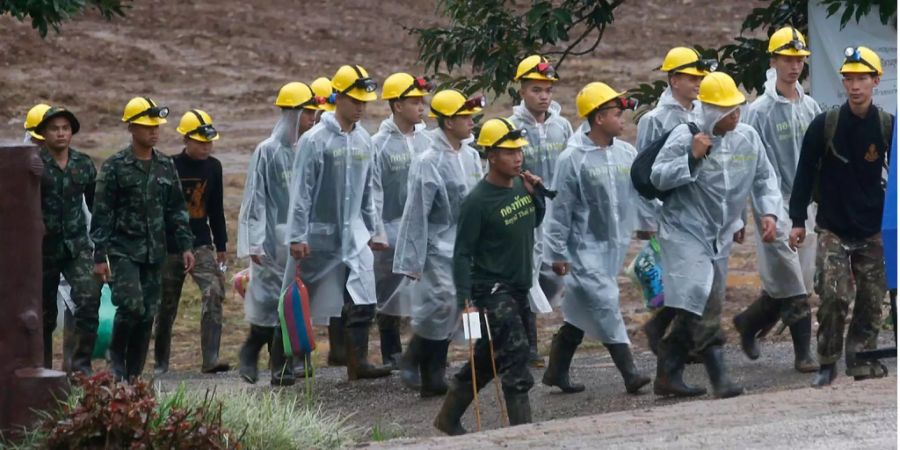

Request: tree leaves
left=1, top=0, right=128, bottom=37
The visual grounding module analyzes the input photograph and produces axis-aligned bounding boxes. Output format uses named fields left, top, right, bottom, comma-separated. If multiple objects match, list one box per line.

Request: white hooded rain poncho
left=371, top=116, right=431, bottom=316
left=510, top=101, right=574, bottom=311
left=391, top=129, right=483, bottom=340
left=284, top=111, right=381, bottom=325
left=744, top=68, right=822, bottom=298
left=634, top=86, right=703, bottom=232
left=237, top=109, right=299, bottom=327
left=544, top=132, right=641, bottom=344
left=650, top=103, right=782, bottom=316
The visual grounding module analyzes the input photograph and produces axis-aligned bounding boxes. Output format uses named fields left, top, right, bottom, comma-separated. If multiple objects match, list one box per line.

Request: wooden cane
left=482, top=311, right=509, bottom=427
left=465, top=299, right=482, bottom=432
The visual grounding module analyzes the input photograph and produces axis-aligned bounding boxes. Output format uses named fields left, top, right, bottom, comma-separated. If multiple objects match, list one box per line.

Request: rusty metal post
left=0, top=144, right=68, bottom=433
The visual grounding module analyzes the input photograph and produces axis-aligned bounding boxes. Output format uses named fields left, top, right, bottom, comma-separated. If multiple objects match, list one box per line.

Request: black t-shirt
left=166, top=151, right=227, bottom=253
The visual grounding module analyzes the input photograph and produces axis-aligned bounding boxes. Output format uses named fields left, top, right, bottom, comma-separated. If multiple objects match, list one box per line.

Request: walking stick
left=465, top=299, right=482, bottom=432
left=482, top=311, right=509, bottom=427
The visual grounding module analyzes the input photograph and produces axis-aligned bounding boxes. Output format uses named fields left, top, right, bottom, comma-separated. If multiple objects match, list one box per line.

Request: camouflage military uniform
left=40, top=146, right=100, bottom=372
left=814, top=229, right=886, bottom=372
left=91, top=145, right=194, bottom=380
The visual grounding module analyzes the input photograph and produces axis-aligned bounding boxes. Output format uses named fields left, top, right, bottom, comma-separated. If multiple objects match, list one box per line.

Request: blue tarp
left=882, top=117, right=897, bottom=289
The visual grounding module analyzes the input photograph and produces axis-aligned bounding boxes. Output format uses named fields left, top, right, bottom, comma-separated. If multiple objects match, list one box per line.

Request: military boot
left=541, top=324, right=585, bottom=393
left=379, top=327, right=403, bottom=370
left=400, top=334, right=423, bottom=389
left=125, top=320, right=153, bottom=381
left=153, top=316, right=174, bottom=375
left=420, top=338, right=449, bottom=398
left=653, top=342, right=706, bottom=397
left=238, top=325, right=273, bottom=384
left=433, top=379, right=475, bottom=436
left=605, top=343, right=651, bottom=394
left=70, top=329, right=97, bottom=376
left=811, top=363, right=837, bottom=387
left=788, top=315, right=818, bottom=373
left=345, top=327, right=392, bottom=380
left=108, top=316, right=131, bottom=381
left=701, top=345, right=743, bottom=399
left=200, top=316, right=230, bottom=374
left=327, top=316, right=347, bottom=366
left=62, top=311, right=75, bottom=373
left=504, top=391, right=533, bottom=426
left=732, top=293, right=780, bottom=360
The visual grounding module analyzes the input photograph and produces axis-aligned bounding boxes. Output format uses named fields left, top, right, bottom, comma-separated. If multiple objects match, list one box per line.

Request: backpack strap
left=824, top=108, right=846, bottom=163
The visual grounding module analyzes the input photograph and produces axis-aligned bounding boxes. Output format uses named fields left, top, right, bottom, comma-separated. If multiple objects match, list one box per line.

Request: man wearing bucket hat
left=370, top=72, right=433, bottom=374
left=286, top=65, right=393, bottom=381
left=650, top=72, right=781, bottom=399
left=509, top=54, right=574, bottom=368
left=434, top=117, right=545, bottom=435
left=732, top=26, right=822, bottom=374
left=392, top=89, right=484, bottom=397
left=790, top=46, right=893, bottom=387
left=541, top=82, right=651, bottom=395
left=153, top=109, right=230, bottom=375
left=91, top=97, right=196, bottom=381
left=36, top=106, right=101, bottom=375
left=238, top=82, right=322, bottom=386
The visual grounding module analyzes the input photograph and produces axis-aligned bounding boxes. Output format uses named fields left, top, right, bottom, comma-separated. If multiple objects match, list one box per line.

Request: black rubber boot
left=379, top=327, right=403, bottom=370
left=345, top=327, right=392, bottom=380
left=732, top=293, right=780, bottom=360
left=420, top=338, right=449, bottom=398
left=643, top=307, right=676, bottom=356
left=811, top=362, right=837, bottom=387
left=653, top=342, right=706, bottom=397
left=433, top=379, right=474, bottom=436
left=541, top=324, right=585, bottom=393
left=238, top=325, right=273, bottom=384
left=504, top=392, right=533, bottom=426
left=62, top=311, right=75, bottom=373
left=153, top=317, right=173, bottom=376
left=70, top=329, right=97, bottom=376
left=200, top=317, right=230, bottom=374
left=328, top=316, right=347, bottom=366
left=400, top=334, right=423, bottom=389
left=125, top=321, right=153, bottom=381
left=524, top=311, right=544, bottom=368
left=293, top=351, right=314, bottom=379
left=108, top=316, right=131, bottom=381
left=42, top=327, right=54, bottom=369
left=788, top=315, right=818, bottom=373
left=270, top=326, right=295, bottom=386
left=605, top=343, right=651, bottom=394
left=701, top=346, right=743, bottom=399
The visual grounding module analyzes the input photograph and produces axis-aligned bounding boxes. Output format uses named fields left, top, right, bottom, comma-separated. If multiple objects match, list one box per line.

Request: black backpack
left=630, top=122, right=701, bottom=201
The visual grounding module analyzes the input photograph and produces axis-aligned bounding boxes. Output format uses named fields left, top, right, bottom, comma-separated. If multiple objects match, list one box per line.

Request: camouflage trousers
left=159, top=246, right=225, bottom=334
left=108, top=255, right=163, bottom=323
left=42, top=248, right=101, bottom=335
left=452, top=283, right=535, bottom=395
left=814, top=229, right=886, bottom=367
left=660, top=257, right=727, bottom=355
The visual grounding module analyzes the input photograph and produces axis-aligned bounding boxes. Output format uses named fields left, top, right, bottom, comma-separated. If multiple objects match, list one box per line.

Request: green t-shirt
left=453, top=177, right=545, bottom=307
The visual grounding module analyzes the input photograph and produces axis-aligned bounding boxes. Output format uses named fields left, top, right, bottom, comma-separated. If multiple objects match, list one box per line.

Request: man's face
left=669, top=73, right=703, bottom=101
left=299, top=109, right=318, bottom=134
left=488, top=147, right=523, bottom=178
left=184, top=137, right=213, bottom=160
left=394, top=96, right=426, bottom=125
left=43, top=117, right=73, bottom=152
left=335, top=94, right=366, bottom=124
left=842, top=73, right=879, bottom=107
left=714, top=108, right=742, bottom=133
left=519, top=80, right=554, bottom=115
left=771, top=55, right=806, bottom=85
left=594, top=106, right=626, bottom=138
left=129, top=123, right=160, bottom=148
left=444, top=115, right=475, bottom=141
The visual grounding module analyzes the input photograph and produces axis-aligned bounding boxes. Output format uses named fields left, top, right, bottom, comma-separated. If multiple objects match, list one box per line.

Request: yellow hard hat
left=840, top=46, right=883, bottom=75
left=382, top=73, right=432, bottom=100
left=332, top=65, right=378, bottom=102
left=660, top=47, right=717, bottom=76
left=698, top=72, right=746, bottom=107
left=122, top=97, right=169, bottom=126
left=476, top=118, right=529, bottom=149
left=575, top=82, right=625, bottom=118
left=768, top=26, right=811, bottom=56
left=514, top=55, right=558, bottom=82
left=275, top=82, right=322, bottom=110
left=24, top=103, right=52, bottom=140
left=310, top=77, right=336, bottom=112
left=428, top=90, right=484, bottom=118
left=176, top=109, right=220, bottom=142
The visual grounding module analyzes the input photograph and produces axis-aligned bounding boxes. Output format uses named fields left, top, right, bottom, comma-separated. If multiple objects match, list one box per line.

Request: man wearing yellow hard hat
left=154, top=109, right=230, bottom=376
left=35, top=106, right=101, bottom=375
left=370, top=72, right=433, bottom=377
left=91, top=96, right=196, bottom=382
left=541, top=82, right=651, bottom=396
left=237, top=81, right=321, bottom=386
left=732, top=26, right=822, bottom=375
left=393, top=89, right=484, bottom=397
left=510, top=54, right=574, bottom=369
left=434, top=117, right=545, bottom=435
left=285, top=65, right=393, bottom=382
left=789, top=46, right=892, bottom=387
left=650, top=72, right=781, bottom=399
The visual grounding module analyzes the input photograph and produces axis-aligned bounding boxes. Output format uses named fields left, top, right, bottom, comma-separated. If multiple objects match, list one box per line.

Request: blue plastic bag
left=627, top=236, right=665, bottom=310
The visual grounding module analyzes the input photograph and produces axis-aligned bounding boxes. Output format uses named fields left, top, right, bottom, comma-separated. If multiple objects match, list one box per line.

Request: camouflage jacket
left=90, top=145, right=194, bottom=264
left=40, top=146, right=97, bottom=260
